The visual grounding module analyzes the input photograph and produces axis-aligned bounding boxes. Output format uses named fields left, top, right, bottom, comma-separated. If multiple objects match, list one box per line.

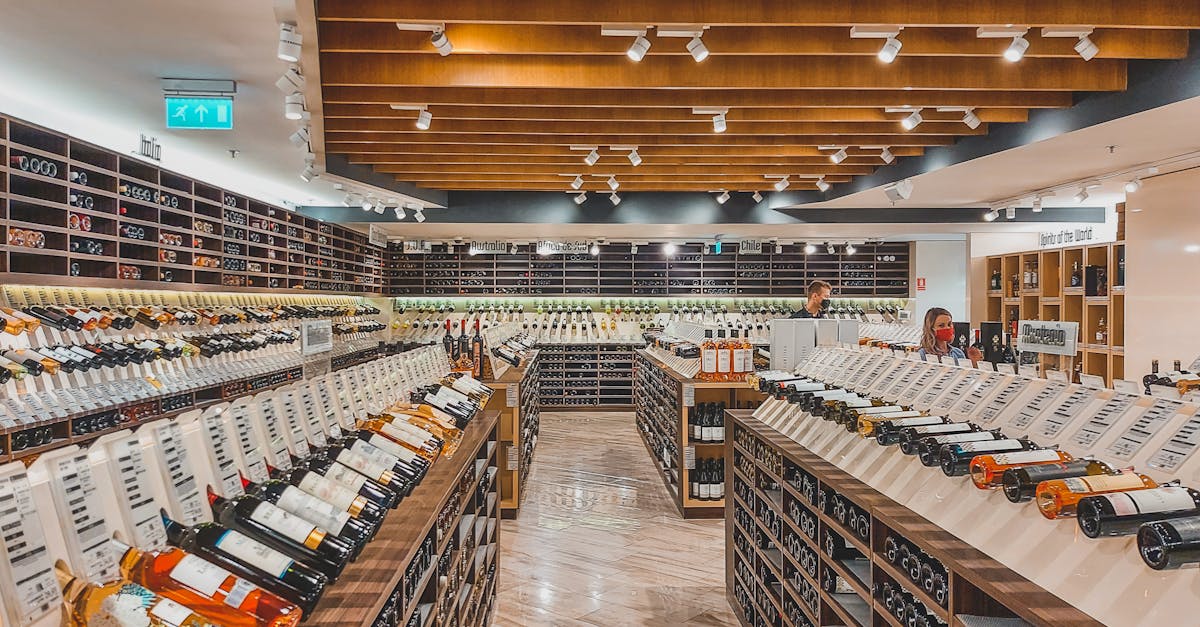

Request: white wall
left=912, top=240, right=968, bottom=322
left=1125, top=168, right=1200, bottom=376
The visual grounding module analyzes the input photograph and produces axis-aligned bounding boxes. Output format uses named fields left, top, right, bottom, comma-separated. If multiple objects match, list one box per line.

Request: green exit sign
left=165, top=96, right=233, bottom=130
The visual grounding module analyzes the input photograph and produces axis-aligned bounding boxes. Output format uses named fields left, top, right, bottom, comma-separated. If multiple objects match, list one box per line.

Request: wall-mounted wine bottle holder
left=727, top=413, right=1101, bottom=627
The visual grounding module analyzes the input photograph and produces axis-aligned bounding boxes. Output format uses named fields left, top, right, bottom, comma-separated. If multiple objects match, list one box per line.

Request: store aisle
left=495, top=411, right=736, bottom=626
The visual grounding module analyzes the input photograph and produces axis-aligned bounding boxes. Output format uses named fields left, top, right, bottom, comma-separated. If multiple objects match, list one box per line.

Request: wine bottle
left=1, top=349, right=47, bottom=376
left=1077, top=486, right=1200, bottom=538
left=161, top=510, right=328, bottom=614
left=857, top=410, right=929, bottom=439
left=1138, top=515, right=1200, bottom=570
left=871, top=415, right=950, bottom=445
left=268, top=466, right=389, bottom=523
left=442, top=319, right=454, bottom=358
left=310, top=445, right=414, bottom=497
left=969, top=449, right=1074, bottom=490
left=285, top=456, right=400, bottom=510
left=1001, top=459, right=1115, bottom=503
left=246, top=476, right=382, bottom=534
left=896, top=423, right=980, bottom=455
left=471, top=318, right=484, bottom=378
left=700, top=329, right=717, bottom=382
left=1036, top=472, right=1159, bottom=519
left=207, top=488, right=353, bottom=582
left=56, top=560, right=217, bottom=627
left=914, top=430, right=1001, bottom=467
left=342, top=431, right=432, bottom=477
left=113, top=539, right=303, bottom=627
left=939, top=439, right=1041, bottom=477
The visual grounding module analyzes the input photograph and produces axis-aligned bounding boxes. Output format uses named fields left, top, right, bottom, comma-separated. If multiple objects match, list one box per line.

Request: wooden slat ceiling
left=314, top=0, right=1193, bottom=193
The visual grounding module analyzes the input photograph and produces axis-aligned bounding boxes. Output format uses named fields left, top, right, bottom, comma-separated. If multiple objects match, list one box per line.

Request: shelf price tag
left=683, top=383, right=695, bottom=407
left=223, top=404, right=266, bottom=488
left=48, top=452, right=120, bottom=583
left=1035, top=388, right=1098, bottom=438
left=0, top=469, right=61, bottom=626
left=105, top=434, right=169, bottom=551
left=684, top=446, right=696, bottom=470
left=506, top=384, right=518, bottom=408
left=151, top=421, right=206, bottom=525
left=1146, top=407, right=1200, bottom=472
left=1106, top=399, right=1185, bottom=460
left=1009, top=382, right=1068, bottom=429
left=1070, top=394, right=1140, bottom=448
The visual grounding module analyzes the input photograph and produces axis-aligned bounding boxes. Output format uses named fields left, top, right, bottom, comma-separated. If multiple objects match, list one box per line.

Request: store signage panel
left=301, top=320, right=333, bottom=355
left=402, top=240, right=431, bottom=254
left=1038, top=225, right=1116, bottom=250
left=1016, top=320, right=1078, bottom=356
left=536, top=240, right=589, bottom=254
left=368, top=224, right=388, bottom=247
left=469, top=240, right=509, bottom=254
left=738, top=240, right=763, bottom=254
left=164, top=96, right=233, bottom=130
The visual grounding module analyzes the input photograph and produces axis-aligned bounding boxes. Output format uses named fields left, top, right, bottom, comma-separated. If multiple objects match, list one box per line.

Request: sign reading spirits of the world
left=1016, top=320, right=1079, bottom=356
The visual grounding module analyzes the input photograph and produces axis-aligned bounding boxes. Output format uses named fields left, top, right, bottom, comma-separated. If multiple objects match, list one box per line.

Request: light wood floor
left=495, top=411, right=737, bottom=626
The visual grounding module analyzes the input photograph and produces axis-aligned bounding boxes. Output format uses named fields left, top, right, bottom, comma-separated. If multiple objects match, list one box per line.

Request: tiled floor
left=495, top=411, right=737, bottom=626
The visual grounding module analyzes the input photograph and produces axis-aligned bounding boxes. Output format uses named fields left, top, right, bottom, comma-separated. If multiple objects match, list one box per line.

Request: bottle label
left=932, top=432, right=993, bottom=444
left=380, top=420, right=434, bottom=448
left=361, top=434, right=419, bottom=462
left=336, top=449, right=393, bottom=484
left=991, top=450, right=1062, bottom=466
left=214, top=530, right=294, bottom=580
left=701, top=425, right=713, bottom=441
left=699, top=482, right=711, bottom=499
left=150, top=597, right=199, bottom=626
left=1103, top=487, right=1195, bottom=516
left=701, top=349, right=717, bottom=374
left=352, top=437, right=415, bottom=463
left=297, top=473, right=358, bottom=511
left=913, top=424, right=972, bottom=435
left=223, top=577, right=258, bottom=609
left=717, top=350, right=731, bottom=373
left=715, top=425, right=725, bottom=441
left=957, top=440, right=1023, bottom=453
left=169, top=553, right=230, bottom=597
left=378, top=420, right=431, bottom=449
left=1064, top=473, right=1147, bottom=494
left=887, top=416, right=944, bottom=428
left=873, top=411, right=923, bottom=420
left=249, top=501, right=321, bottom=548
left=324, top=462, right=369, bottom=491
left=274, top=485, right=350, bottom=535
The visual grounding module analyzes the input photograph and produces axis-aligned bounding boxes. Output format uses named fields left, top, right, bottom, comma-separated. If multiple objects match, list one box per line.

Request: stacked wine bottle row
left=539, top=343, right=637, bottom=407
left=0, top=115, right=384, bottom=293
left=487, top=348, right=541, bottom=518
left=727, top=414, right=1098, bottom=627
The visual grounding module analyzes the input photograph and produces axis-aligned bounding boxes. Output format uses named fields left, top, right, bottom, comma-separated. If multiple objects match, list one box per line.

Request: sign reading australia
left=1016, top=320, right=1079, bottom=357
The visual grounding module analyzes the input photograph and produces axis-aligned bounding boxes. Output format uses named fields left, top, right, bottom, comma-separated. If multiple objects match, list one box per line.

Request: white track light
left=962, top=108, right=983, bottom=129
left=277, top=24, right=302, bottom=62
left=431, top=28, right=453, bottom=56
left=880, top=147, right=895, bottom=164
left=830, top=148, right=848, bottom=164
left=1004, top=36, right=1030, bottom=62
left=627, top=149, right=642, bottom=166
left=414, top=209, right=426, bottom=222
left=394, top=205, right=406, bottom=219
left=878, top=36, right=902, bottom=63
left=574, top=191, right=588, bottom=204
left=299, top=165, right=316, bottom=182
left=416, top=109, right=432, bottom=130
left=284, top=93, right=305, bottom=120
left=1032, top=197, right=1043, bottom=212
left=288, top=127, right=310, bottom=148
left=276, top=67, right=305, bottom=94
left=774, top=177, right=790, bottom=192
left=815, top=177, right=831, bottom=192
left=590, top=243, right=600, bottom=256
left=342, top=194, right=354, bottom=207
left=1124, top=178, right=1142, bottom=193
left=663, top=242, right=677, bottom=256
left=1005, top=206, right=1016, bottom=220
left=716, top=191, right=730, bottom=204
left=883, top=178, right=914, bottom=202
left=510, top=243, right=519, bottom=254
left=687, top=35, right=709, bottom=62
left=609, top=192, right=621, bottom=206
left=983, top=209, right=999, bottom=221
left=630, top=243, right=638, bottom=254
left=803, top=243, right=817, bottom=254
left=362, top=198, right=373, bottom=211
left=1072, top=187, right=1089, bottom=203
left=712, top=113, right=727, bottom=133
left=374, top=200, right=385, bottom=214
left=901, top=110, right=923, bottom=130
left=1075, top=35, right=1099, bottom=61
left=607, top=176, right=619, bottom=191
left=826, top=243, right=836, bottom=255
left=584, top=149, right=600, bottom=166
left=845, top=243, right=857, bottom=255
left=570, top=175, right=584, bottom=190
left=627, top=35, right=652, bottom=61
left=752, top=191, right=763, bottom=203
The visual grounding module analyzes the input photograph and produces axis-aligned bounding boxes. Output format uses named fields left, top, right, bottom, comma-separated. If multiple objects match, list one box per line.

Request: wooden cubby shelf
left=726, top=410, right=1101, bottom=627
left=539, top=343, right=637, bottom=408
left=485, top=350, right=541, bottom=518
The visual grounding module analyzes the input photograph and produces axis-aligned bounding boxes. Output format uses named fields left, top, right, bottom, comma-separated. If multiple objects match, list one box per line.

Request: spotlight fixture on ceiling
left=702, top=242, right=711, bottom=255
left=630, top=243, right=638, bottom=254
left=416, top=109, right=433, bottom=130
left=686, top=35, right=709, bottom=62
left=1032, top=196, right=1043, bottom=212
left=804, top=243, right=817, bottom=254
left=845, top=243, right=857, bottom=255
left=962, top=108, right=982, bottom=129
left=850, top=25, right=904, bottom=63
left=826, top=242, right=836, bottom=255
left=430, top=28, right=453, bottom=56
left=1074, top=35, right=1099, bottom=61
left=1003, top=35, right=1030, bottom=62
left=277, top=23, right=302, bottom=63
left=1005, top=206, right=1017, bottom=220
left=394, top=205, right=406, bottom=220
left=361, top=198, right=374, bottom=211
left=715, top=190, right=730, bottom=204
left=288, top=127, right=310, bottom=148
left=373, top=200, right=385, bottom=215
left=829, top=147, right=848, bottom=164
left=275, top=67, right=305, bottom=94
left=584, top=149, right=600, bottom=166
left=882, top=178, right=914, bottom=202
left=712, top=113, right=727, bottom=133
left=510, top=243, right=519, bottom=254
left=692, top=107, right=729, bottom=133
left=751, top=191, right=763, bottom=203
left=590, top=242, right=600, bottom=256
left=977, top=26, right=1030, bottom=62
left=574, top=191, right=587, bottom=204
left=607, top=176, right=620, bottom=191
left=414, top=208, right=426, bottom=222
left=983, top=208, right=999, bottom=221
left=1072, top=187, right=1089, bottom=203
left=299, top=164, right=317, bottom=182
left=284, top=93, right=305, bottom=120
left=1041, top=27, right=1099, bottom=61
left=1124, top=177, right=1142, bottom=193
left=775, top=242, right=784, bottom=254
left=879, top=147, right=895, bottom=164
left=627, top=148, right=642, bottom=166
left=627, top=34, right=652, bottom=61
left=570, top=175, right=585, bottom=190
left=663, top=242, right=677, bottom=256
left=815, top=177, right=831, bottom=192
left=877, top=36, right=903, bottom=63
left=342, top=193, right=355, bottom=207
left=609, top=192, right=621, bottom=206
left=774, top=177, right=790, bottom=192
left=602, top=25, right=653, bottom=61
left=900, top=109, right=924, bottom=130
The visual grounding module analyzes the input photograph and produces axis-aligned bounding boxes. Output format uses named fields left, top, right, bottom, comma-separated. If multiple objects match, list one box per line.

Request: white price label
left=214, top=531, right=294, bottom=579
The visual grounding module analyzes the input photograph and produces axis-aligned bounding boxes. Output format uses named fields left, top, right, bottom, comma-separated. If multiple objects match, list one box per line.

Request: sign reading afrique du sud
left=1016, top=320, right=1079, bottom=356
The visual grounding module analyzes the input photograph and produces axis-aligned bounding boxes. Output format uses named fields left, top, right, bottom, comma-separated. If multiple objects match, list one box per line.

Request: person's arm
left=966, top=345, right=984, bottom=362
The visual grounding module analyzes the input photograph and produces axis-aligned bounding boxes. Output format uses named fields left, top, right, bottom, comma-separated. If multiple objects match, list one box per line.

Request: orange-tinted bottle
left=114, top=539, right=303, bottom=627
left=970, top=449, right=1075, bottom=489
left=56, top=560, right=216, bottom=627
left=1036, top=472, right=1159, bottom=519
left=700, top=329, right=718, bottom=382
left=0, top=311, right=25, bottom=335
left=357, top=417, right=441, bottom=462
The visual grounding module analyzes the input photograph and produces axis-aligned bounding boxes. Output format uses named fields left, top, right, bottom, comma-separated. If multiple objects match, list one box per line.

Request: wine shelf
left=485, top=350, right=541, bottom=518
left=0, top=114, right=384, bottom=295
left=727, top=411, right=1101, bottom=627
left=539, top=343, right=637, bottom=408
left=385, top=243, right=911, bottom=298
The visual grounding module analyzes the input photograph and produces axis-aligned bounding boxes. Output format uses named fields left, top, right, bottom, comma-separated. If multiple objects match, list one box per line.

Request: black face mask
left=820, top=298, right=831, bottom=310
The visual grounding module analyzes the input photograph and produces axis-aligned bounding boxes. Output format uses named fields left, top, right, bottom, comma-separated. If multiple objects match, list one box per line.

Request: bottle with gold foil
left=969, top=449, right=1076, bottom=489
left=856, top=410, right=931, bottom=439
left=0, top=310, right=26, bottom=335
left=56, top=559, right=217, bottom=627
left=1035, top=472, right=1160, bottom=519
left=113, top=540, right=303, bottom=627
left=358, top=417, right=441, bottom=462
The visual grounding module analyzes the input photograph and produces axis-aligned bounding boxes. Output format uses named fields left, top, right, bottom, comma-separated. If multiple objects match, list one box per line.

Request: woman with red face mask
left=918, top=307, right=983, bottom=362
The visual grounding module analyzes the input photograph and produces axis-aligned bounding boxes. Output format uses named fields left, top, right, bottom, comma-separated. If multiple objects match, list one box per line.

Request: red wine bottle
left=1078, top=486, right=1200, bottom=538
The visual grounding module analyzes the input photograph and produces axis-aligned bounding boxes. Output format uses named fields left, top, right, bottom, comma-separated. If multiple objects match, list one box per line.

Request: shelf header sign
left=1016, top=319, right=1079, bottom=356
left=164, top=96, right=233, bottom=130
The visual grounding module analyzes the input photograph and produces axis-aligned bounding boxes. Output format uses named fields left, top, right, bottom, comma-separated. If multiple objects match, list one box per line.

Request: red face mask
left=935, top=327, right=955, bottom=342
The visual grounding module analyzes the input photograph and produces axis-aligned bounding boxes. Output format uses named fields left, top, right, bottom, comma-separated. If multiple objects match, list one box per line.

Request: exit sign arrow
left=165, top=96, right=233, bottom=130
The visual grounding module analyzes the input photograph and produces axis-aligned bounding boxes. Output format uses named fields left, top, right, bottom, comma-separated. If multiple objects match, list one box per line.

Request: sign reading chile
left=1016, top=320, right=1079, bottom=357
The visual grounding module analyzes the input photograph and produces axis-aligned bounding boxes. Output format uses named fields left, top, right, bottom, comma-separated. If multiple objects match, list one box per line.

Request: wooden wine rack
left=484, top=350, right=541, bottom=518
left=0, top=114, right=384, bottom=294
left=727, top=410, right=1101, bottom=627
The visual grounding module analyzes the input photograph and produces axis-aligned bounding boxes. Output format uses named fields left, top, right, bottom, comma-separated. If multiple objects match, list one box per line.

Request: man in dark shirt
left=790, top=280, right=832, bottom=318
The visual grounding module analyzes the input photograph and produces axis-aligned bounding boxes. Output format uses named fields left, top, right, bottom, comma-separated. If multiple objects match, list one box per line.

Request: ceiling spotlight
left=394, top=205, right=406, bottom=219
left=609, top=192, right=621, bottom=206
left=880, top=147, right=895, bottom=164
left=574, top=191, right=588, bottom=204
left=275, top=67, right=305, bottom=94
left=570, top=175, right=585, bottom=190
left=284, top=93, right=305, bottom=120
left=1074, top=35, right=1099, bottom=61
left=342, top=194, right=354, bottom=207
left=362, top=198, right=374, bottom=211
left=803, top=243, right=817, bottom=254
left=1032, top=197, right=1043, bottom=213
left=815, top=177, right=831, bottom=192
left=702, top=242, right=711, bottom=255
left=373, top=200, right=385, bottom=214
left=510, top=243, right=519, bottom=254
left=414, top=209, right=426, bottom=222
left=627, top=34, right=652, bottom=62
left=584, top=149, right=600, bottom=166
left=1004, top=35, right=1030, bottom=62
left=1072, top=187, right=1089, bottom=203
left=712, top=113, right=727, bottom=133
left=962, top=108, right=982, bottom=129
left=630, top=243, right=638, bottom=254
left=752, top=191, right=763, bottom=203
left=774, top=177, right=790, bottom=192
left=1005, top=206, right=1016, bottom=220
left=299, top=165, right=317, bottom=182
left=430, top=28, right=453, bottom=56
left=607, top=176, right=620, bottom=191
left=715, top=191, right=730, bottom=204
left=687, top=35, right=710, bottom=62
left=590, top=243, right=600, bottom=256
left=883, top=178, right=914, bottom=202
left=277, top=23, right=303, bottom=62
left=901, top=109, right=924, bottom=130
left=983, top=209, right=999, bottom=222
left=627, top=148, right=642, bottom=166
left=416, top=109, right=433, bottom=130
left=1124, top=178, right=1142, bottom=193
left=826, top=242, right=836, bottom=255
left=288, top=126, right=310, bottom=148
left=663, top=242, right=677, bottom=256
left=830, top=148, right=848, bottom=164
left=845, top=243, right=857, bottom=255
left=878, top=36, right=903, bottom=63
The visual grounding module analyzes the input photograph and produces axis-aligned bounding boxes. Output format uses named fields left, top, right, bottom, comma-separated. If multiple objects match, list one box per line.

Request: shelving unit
left=307, top=410, right=500, bottom=627
left=635, top=349, right=765, bottom=518
left=485, top=350, right=542, bottom=518
left=727, top=410, right=1101, bottom=627
left=984, top=235, right=1125, bottom=385
left=538, top=343, right=638, bottom=408
left=0, top=114, right=384, bottom=294
left=386, top=243, right=911, bottom=298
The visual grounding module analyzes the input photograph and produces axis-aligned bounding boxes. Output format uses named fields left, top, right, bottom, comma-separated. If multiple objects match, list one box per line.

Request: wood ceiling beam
left=318, top=1, right=1200, bottom=28
left=322, top=86, right=1072, bottom=108
left=330, top=144, right=926, bottom=157
left=347, top=154, right=899, bottom=165
left=321, top=54, right=1126, bottom=91
left=324, top=104, right=1029, bottom=123
left=373, top=164, right=875, bottom=175
left=319, top=23, right=1189, bottom=60
left=324, top=132, right=953, bottom=146
left=324, top=118, right=983, bottom=136
left=411, top=182, right=828, bottom=191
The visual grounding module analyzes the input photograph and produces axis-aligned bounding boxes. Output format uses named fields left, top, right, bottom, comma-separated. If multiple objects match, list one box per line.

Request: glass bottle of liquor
left=1022, top=262, right=1031, bottom=289
left=856, top=410, right=929, bottom=439
left=1001, top=458, right=1115, bottom=503
left=1077, top=486, right=1200, bottom=538
left=969, top=449, right=1075, bottom=489
left=0, top=355, right=30, bottom=380
left=160, top=510, right=328, bottom=614
left=342, top=430, right=433, bottom=477
left=911, top=430, right=998, bottom=465
left=113, top=540, right=303, bottom=627
left=358, top=417, right=441, bottom=462
left=1070, top=261, right=1082, bottom=287
left=715, top=329, right=731, bottom=382
left=246, top=475, right=383, bottom=528
left=1036, top=472, right=1159, bottom=519
left=56, top=559, right=217, bottom=627
left=471, top=318, right=485, bottom=378
left=700, top=330, right=717, bottom=382
left=0, top=310, right=26, bottom=335
left=269, top=462, right=395, bottom=516
left=1095, top=317, right=1108, bottom=344
left=868, top=415, right=948, bottom=443
left=1138, top=515, right=1200, bottom=570
left=287, top=455, right=402, bottom=510
left=939, top=439, right=1040, bottom=477
left=989, top=269, right=1002, bottom=291
left=206, top=488, right=353, bottom=582
left=442, top=319, right=454, bottom=358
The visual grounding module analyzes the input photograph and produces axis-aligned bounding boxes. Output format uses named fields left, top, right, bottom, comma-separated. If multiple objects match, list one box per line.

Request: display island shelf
left=482, top=350, right=541, bottom=518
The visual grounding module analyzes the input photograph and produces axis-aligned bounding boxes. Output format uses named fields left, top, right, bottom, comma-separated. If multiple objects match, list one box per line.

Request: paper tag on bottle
left=150, top=597, right=197, bottom=625
left=957, top=439, right=1023, bottom=453
left=223, top=577, right=258, bottom=609
left=378, top=421, right=431, bottom=450
left=1063, top=473, right=1146, bottom=494
left=297, top=474, right=358, bottom=511
left=169, top=554, right=230, bottom=597
left=324, top=462, right=369, bottom=491
left=990, top=450, right=1061, bottom=466
left=1104, top=487, right=1196, bottom=516
left=336, top=449, right=392, bottom=484
left=215, top=530, right=294, bottom=579
left=249, top=502, right=319, bottom=545
left=274, top=487, right=350, bottom=535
